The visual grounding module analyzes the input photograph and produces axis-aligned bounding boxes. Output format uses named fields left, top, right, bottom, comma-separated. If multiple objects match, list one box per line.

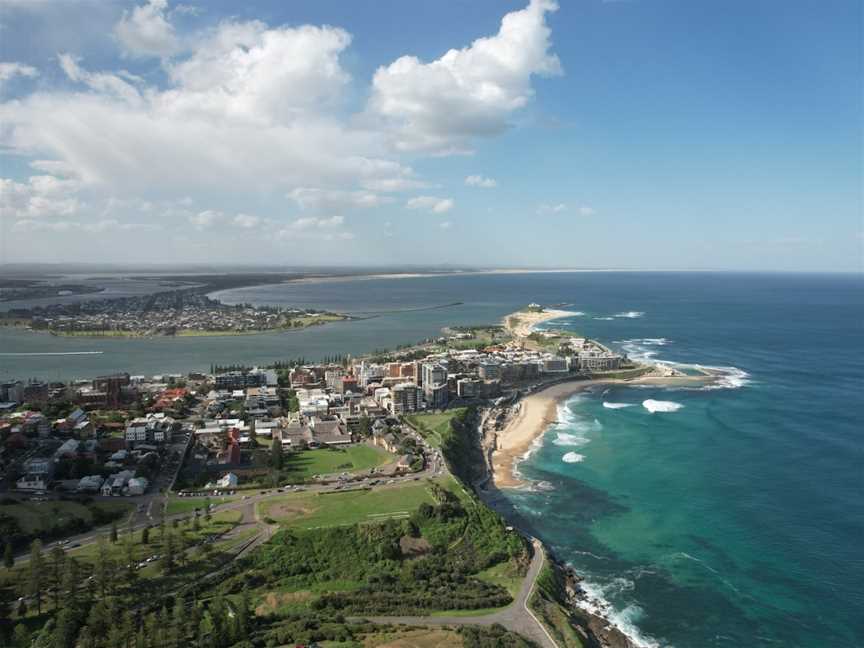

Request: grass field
left=0, top=499, right=132, bottom=535
left=404, top=408, right=467, bottom=448
left=257, top=477, right=458, bottom=529
left=283, top=445, right=394, bottom=481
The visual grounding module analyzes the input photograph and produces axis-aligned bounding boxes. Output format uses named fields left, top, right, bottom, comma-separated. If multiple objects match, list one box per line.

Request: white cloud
left=406, top=195, right=454, bottom=214
left=288, top=187, right=391, bottom=212
left=0, top=175, right=82, bottom=220
left=58, top=53, right=143, bottom=105
left=536, top=202, right=567, bottom=215
left=277, top=215, right=352, bottom=241
left=287, top=215, right=345, bottom=230
left=188, top=209, right=222, bottom=229
left=13, top=218, right=158, bottom=233
left=465, top=174, right=497, bottom=188
left=536, top=202, right=596, bottom=216
left=439, top=221, right=453, bottom=229
left=114, top=0, right=180, bottom=59
left=0, top=23, right=416, bottom=198
left=0, top=62, right=38, bottom=90
left=232, top=213, right=260, bottom=228
left=368, top=0, right=561, bottom=154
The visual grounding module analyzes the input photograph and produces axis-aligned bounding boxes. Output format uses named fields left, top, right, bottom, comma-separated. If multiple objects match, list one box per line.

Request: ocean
left=1, top=271, right=861, bottom=646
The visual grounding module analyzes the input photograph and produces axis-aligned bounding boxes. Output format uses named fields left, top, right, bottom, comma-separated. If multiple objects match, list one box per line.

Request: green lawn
left=475, top=559, right=525, bottom=598
left=257, top=478, right=457, bottom=529
left=404, top=408, right=467, bottom=447
left=282, top=445, right=394, bottom=481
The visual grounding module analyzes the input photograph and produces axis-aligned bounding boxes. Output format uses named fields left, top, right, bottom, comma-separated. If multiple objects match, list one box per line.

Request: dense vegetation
left=214, top=480, right=526, bottom=618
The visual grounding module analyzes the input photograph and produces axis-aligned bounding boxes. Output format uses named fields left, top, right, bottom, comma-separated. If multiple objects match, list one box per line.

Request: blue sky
left=0, top=0, right=860, bottom=271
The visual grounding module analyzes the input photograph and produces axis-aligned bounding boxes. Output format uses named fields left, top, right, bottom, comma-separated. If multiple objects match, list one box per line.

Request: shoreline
left=490, top=373, right=714, bottom=489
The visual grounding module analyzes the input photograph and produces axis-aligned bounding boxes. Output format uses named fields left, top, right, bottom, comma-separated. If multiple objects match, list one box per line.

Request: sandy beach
left=503, top=308, right=579, bottom=338
left=490, top=374, right=714, bottom=488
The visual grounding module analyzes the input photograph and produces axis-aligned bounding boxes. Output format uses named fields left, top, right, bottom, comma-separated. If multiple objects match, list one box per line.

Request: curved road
left=359, top=539, right=558, bottom=648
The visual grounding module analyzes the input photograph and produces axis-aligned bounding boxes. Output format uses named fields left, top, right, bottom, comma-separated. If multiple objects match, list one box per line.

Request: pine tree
left=270, top=437, right=284, bottom=470
left=124, top=540, right=137, bottom=584
left=61, top=558, right=80, bottom=612
left=161, top=532, right=175, bottom=575
left=171, top=594, right=185, bottom=648
left=49, top=545, right=66, bottom=611
left=236, top=588, right=251, bottom=640
left=2, top=543, right=13, bottom=570
left=27, top=539, right=44, bottom=615
left=94, top=537, right=112, bottom=598
left=141, top=526, right=150, bottom=545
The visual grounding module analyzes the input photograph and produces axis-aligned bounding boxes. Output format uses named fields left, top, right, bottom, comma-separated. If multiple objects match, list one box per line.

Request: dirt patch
left=266, top=502, right=313, bottom=522
left=364, top=628, right=463, bottom=648
left=254, top=590, right=313, bottom=615
left=399, top=535, right=432, bottom=557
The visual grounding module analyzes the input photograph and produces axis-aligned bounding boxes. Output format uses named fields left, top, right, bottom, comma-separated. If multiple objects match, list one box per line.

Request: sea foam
left=603, top=402, right=635, bottom=409
left=642, top=399, right=683, bottom=413
left=575, top=578, right=665, bottom=648
left=562, top=452, right=585, bottom=463
left=614, top=311, right=645, bottom=318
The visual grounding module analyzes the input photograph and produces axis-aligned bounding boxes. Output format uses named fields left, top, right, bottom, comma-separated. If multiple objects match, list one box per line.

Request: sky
left=0, top=0, right=861, bottom=271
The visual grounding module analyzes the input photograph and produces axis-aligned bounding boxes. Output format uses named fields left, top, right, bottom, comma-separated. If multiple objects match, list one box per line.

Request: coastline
left=490, top=373, right=714, bottom=489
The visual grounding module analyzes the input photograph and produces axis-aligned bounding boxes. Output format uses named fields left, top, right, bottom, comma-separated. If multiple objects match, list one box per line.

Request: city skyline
left=0, top=0, right=861, bottom=271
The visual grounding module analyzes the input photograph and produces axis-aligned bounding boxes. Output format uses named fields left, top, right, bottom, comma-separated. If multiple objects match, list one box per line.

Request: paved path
left=360, top=539, right=558, bottom=648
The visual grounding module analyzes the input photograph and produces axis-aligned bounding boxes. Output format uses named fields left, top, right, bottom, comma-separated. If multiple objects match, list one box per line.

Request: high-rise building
left=392, top=383, right=422, bottom=414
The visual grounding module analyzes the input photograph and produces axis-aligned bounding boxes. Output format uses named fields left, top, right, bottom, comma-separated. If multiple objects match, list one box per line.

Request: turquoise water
left=502, top=275, right=863, bottom=647
left=1, top=271, right=861, bottom=646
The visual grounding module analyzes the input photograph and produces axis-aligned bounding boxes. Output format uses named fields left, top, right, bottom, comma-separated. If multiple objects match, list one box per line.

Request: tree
left=27, top=539, right=44, bottom=615
left=359, top=415, right=371, bottom=438
left=52, top=607, right=79, bottom=648
left=12, top=624, right=29, bottom=648
left=141, top=526, right=150, bottom=545
left=61, top=558, right=80, bottom=612
left=94, top=537, right=113, bottom=598
left=270, top=438, right=284, bottom=470
left=124, top=540, right=137, bottom=584
left=161, top=532, right=175, bottom=575
left=49, top=545, right=66, bottom=611
left=3, top=543, right=12, bottom=570
left=109, top=521, right=118, bottom=544
left=236, top=588, right=251, bottom=640
left=171, top=594, right=185, bottom=647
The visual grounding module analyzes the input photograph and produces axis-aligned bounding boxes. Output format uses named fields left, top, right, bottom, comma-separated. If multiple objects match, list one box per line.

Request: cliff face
left=534, top=555, right=637, bottom=648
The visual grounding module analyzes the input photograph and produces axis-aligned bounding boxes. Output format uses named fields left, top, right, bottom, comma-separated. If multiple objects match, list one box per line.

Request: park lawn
left=0, top=499, right=132, bottom=535
left=404, top=408, right=467, bottom=448
left=257, top=480, right=449, bottom=529
left=283, top=445, right=393, bottom=481
left=475, top=558, right=525, bottom=598
left=354, top=629, right=464, bottom=648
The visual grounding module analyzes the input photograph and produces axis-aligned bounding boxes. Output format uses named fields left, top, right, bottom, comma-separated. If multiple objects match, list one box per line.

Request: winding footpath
left=359, top=538, right=558, bottom=648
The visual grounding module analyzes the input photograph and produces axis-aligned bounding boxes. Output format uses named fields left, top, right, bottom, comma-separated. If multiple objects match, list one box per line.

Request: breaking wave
left=603, top=402, right=635, bottom=409
left=593, top=316, right=614, bottom=321
left=575, top=578, right=665, bottom=648
left=643, top=399, right=684, bottom=413
left=614, top=311, right=645, bottom=318
left=562, top=452, right=585, bottom=463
